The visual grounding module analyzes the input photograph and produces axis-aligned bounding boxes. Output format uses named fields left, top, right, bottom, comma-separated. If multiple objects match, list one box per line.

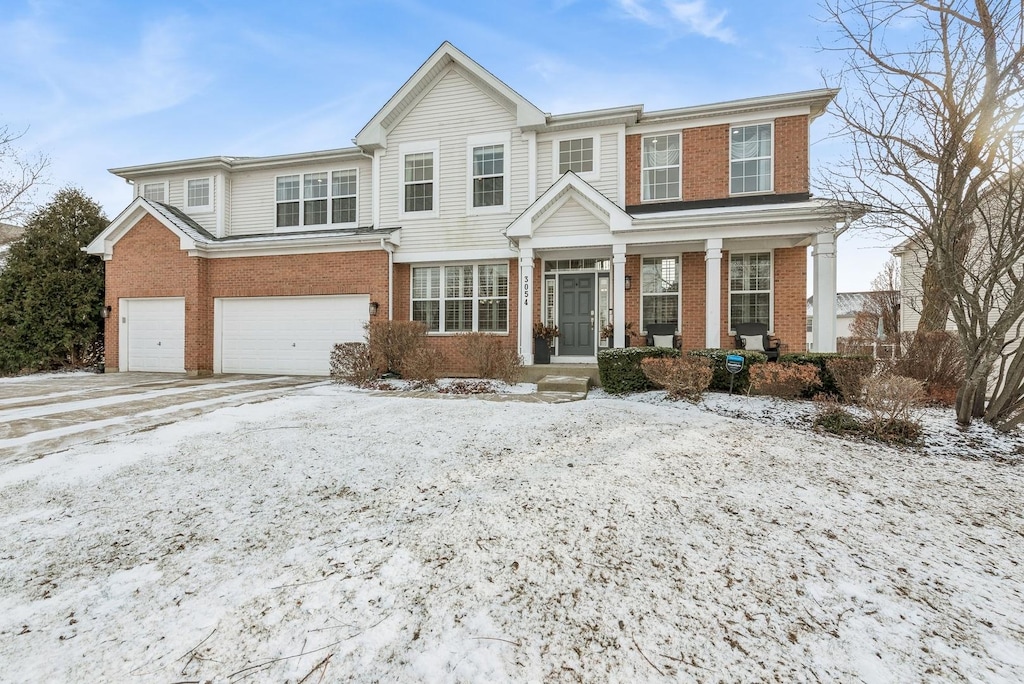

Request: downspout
left=381, top=237, right=394, bottom=320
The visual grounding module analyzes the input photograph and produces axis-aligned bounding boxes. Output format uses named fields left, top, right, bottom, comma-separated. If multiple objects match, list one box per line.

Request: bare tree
left=822, top=0, right=1024, bottom=429
left=0, top=125, right=49, bottom=226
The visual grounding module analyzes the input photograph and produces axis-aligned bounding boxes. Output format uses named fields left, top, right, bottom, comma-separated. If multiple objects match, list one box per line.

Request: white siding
left=537, top=139, right=553, bottom=197
left=535, top=198, right=606, bottom=238
left=139, top=173, right=218, bottom=234
left=536, top=129, right=622, bottom=207
left=592, top=131, right=620, bottom=201
left=228, top=160, right=371, bottom=236
left=899, top=246, right=927, bottom=334
left=378, top=66, right=525, bottom=254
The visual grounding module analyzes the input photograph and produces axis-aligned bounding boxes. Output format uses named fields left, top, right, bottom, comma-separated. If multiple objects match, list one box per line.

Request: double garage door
left=119, top=295, right=368, bottom=376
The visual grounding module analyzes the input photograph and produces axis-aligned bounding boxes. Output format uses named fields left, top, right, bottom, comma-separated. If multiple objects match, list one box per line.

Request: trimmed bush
left=400, top=346, right=444, bottom=384
left=779, top=351, right=872, bottom=398
left=688, top=348, right=767, bottom=393
left=748, top=362, right=820, bottom=399
left=330, top=342, right=377, bottom=385
left=598, top=347, right=680, bottom=394
left=641, top=356, right=713, bottom=401
left=458, top=333, right=522, bottom=383
left=366, top=320, right=428, bottom=375
left=825, top=357, right=877, bottom=404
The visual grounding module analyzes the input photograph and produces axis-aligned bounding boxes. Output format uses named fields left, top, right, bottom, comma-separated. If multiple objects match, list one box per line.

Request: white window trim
left=727, top=250, right=774, bottom=334
left=410, top=261, right=510, bottom=335
left=399, top=140, right=440, bottom=220
left=140, top=181, right=169, bottom=204
left=641, top=132, right=682, bottom=203
left=729, top=120, right=775, bottom=196
left=640, top=254, right=681, bottom=332
left=466, top=132, right=511, bottom=215
left=185, top=177, right=213, bottom=212
left=274, top=168, right=359, bottom=233
left=551, top=134, right=601, bottom=182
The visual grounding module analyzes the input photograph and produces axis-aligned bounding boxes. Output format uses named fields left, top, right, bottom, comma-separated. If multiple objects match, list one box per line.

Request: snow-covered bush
left=640, top=356, right=712, bottom=401
left=458, top=333, right=521, bottom=383
left=330, top=342, right=376, bottom=385
left=748, top=362, right=820, bottom=399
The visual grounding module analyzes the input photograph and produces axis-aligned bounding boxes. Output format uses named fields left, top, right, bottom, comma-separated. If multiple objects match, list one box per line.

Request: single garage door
left=215, top=295, right=369, bottom=375
left=121, top=297, right=186, bottom=372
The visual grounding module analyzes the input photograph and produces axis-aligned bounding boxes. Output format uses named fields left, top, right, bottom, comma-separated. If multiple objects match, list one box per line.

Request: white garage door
left=121, top=297, right=186, bottom=373
left=216, top=295, right=369, bottom=375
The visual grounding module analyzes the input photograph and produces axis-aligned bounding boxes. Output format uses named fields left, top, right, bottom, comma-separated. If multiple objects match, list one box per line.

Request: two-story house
left=86, top=42, right=855, bottom=376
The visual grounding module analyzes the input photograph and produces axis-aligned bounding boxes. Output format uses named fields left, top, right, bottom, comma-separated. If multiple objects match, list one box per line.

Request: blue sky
left=0, top=0, right=895, bottom=291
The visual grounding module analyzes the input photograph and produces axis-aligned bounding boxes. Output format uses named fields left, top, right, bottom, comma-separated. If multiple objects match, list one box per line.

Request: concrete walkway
left=0, top=372, right=323, bottom=465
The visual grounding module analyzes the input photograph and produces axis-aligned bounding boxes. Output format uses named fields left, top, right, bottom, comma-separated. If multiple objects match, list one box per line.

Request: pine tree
left=0, top=187, right=107, bottom=373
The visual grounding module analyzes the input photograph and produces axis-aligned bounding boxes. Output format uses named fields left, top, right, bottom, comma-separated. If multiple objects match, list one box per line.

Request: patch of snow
left=0, top=386, right=1021, bottom=681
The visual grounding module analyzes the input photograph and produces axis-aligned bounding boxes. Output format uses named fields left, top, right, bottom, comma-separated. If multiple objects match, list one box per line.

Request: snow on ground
left=1, top=385, right=1022, bottom=682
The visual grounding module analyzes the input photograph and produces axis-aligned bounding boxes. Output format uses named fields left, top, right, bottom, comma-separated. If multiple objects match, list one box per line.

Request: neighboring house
left=86, top=42, right=858, bottom=376
left=0, top=222, right=24, bottom=269
left=806, top=291, right=898, bottom=351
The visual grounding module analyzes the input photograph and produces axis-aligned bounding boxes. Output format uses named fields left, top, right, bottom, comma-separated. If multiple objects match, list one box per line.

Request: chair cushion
left=652, top=334, right=674, bottom=348
left=741, top=334, right=765, bottom=352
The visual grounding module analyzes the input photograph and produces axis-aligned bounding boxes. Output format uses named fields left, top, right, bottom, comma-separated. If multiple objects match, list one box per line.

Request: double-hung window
left=141, top=182, right=166, bottom=203
left=729, top=252, right=772, bottom=328
left=276, top=170, right=358, bottom=228
left=641, top=256, right=680, bottom=329
left=186, top=178, right=211, bottom=211
left=412, top=264, right=509, bottom=333
left=558, top=137, right=594, bottom=175
left=467, top=133, right=509, bottom=213
left=401, top=141, right=439, bottom=216
left=730, top=123, right=773, bottom=194
left=642, top=133, right=681, bottom=201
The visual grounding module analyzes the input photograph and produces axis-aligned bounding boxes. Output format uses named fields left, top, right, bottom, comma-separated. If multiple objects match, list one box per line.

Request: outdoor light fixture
left=369, top=301, right=379, bottom=316
left=100, top=305, right=112, bottom=319
left=624, top=275, right=632, bottom=290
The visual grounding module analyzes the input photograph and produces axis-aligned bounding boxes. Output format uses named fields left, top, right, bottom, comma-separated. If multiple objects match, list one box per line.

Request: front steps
left=520, top=363, right=600, bottom=387
left=535, top=374, right=590, bottom=401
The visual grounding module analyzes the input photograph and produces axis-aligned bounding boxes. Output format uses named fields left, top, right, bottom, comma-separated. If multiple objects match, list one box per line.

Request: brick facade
left=771, top=246, right=807, bottom=353
left=773, top=115, right=809, bottom=195
left=105, top=215, right=390, bottom=374
left=683, top=124, right=730, bottom=201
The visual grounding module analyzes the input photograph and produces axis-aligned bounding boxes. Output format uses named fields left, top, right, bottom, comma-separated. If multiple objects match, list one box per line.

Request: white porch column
left=613, top=244, right=627, bottom=348
left=812, top=231, right=838, bottom=353
left=705, top=238, right=723, bottom=349
left=518, top=249, right=535, bottom=365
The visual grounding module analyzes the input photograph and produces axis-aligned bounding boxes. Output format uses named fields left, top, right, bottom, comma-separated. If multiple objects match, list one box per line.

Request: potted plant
left=534, top=321, right=559, bottom=364
left=600, top=321, right=635, bottom=347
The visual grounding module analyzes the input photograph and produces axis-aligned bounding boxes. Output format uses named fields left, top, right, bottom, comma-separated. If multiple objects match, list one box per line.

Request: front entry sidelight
left=558, top=274, right=595, bottom=356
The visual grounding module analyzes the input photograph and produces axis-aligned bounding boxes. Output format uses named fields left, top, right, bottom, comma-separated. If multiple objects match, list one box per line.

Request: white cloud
left=664, top=1, right=736, bottom=43
left=614, top=0, right=655, bottom=24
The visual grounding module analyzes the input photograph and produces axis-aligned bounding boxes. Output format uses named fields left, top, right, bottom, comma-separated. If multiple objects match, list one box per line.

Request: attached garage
left=214, top=295, right=369, bottom=375
left=119, top=297, right=186, bottom=373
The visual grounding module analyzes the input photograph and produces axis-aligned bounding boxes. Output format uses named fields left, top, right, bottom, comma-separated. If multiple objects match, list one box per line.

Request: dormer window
left=642, top=134, right=681, bottom=201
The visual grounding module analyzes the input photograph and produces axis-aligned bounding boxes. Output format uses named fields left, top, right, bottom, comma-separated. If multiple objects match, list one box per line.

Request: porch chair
left=645, top=323, right=681, bottom=349
left=733, top=321, right=780, bottom=361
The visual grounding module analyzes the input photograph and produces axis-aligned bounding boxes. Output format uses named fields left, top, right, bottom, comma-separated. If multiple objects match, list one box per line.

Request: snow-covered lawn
left=1, top=385, right=1022, bottom=682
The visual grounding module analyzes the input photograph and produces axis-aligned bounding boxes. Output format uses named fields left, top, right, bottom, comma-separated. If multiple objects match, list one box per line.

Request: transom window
left=141, top=182, right=166, bottom=203
left=731, top=124, right=773, bottom=194
left=730, top=252, right=772, bottom=328
left=472, top=145, right=504, bottom=208
left=641, top=256, right=680, bottom=329
left=276, top=170, right=357, bottom=228
left=186, top=178, right=211, bottom=210
left=404, top=152, right=434, bottom=213
left=642, top=134, right=681, bottom=201
left=412, top=264, right=509, bottom=333
left=558, top=137, right=594, bottom=175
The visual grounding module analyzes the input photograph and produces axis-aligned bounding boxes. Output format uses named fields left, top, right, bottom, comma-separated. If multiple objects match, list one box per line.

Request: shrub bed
left=366, top=320, right=428, bottom=375
left=640, top=356, right=713, bottom=401
left=598, top=347, right=680, bottom=394
left=825, top=357, right=877, bottom=404
left=330, top=342, right=377, bottom=385
left=458, top=333, right=522, bottom=383
left=688, top=349, right=767, bottom=394
left=779, top=352, right=872, bottom=399
left=748, top=362, right=820, bottom=399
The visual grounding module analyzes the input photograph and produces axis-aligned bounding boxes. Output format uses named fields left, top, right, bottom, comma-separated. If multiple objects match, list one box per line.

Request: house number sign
left=523, top=273, right=530, bottom=309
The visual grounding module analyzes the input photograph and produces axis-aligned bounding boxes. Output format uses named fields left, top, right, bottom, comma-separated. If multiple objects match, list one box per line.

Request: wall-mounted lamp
left=624, top=275, right=632, bottom=290
left=100, top=305, right=112, bottom=319
left=369, top=301, right=379, bottom=316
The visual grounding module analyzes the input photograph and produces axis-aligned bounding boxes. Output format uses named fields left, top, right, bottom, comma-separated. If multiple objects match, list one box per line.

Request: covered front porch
left=505, top=174, right=848, bottom=366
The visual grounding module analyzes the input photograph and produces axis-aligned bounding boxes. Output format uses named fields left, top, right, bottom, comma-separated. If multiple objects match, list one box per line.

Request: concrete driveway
left=0, top=372, right=324, bottom=464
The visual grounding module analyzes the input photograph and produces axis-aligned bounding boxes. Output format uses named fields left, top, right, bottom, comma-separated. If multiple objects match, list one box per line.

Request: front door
left=558, top=274, right=595, bottom=356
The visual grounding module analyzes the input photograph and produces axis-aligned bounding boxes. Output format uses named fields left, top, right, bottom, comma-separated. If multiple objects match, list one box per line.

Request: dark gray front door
left=558, top=274, right=595, bottom=356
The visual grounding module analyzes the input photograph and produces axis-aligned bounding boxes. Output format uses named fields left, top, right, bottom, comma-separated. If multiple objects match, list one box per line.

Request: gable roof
left=505, top=172, right=632, bottom=241
left=354, top=42, right=547, bottom=150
